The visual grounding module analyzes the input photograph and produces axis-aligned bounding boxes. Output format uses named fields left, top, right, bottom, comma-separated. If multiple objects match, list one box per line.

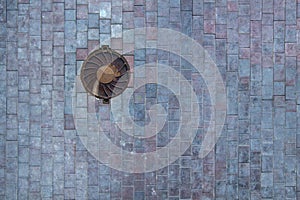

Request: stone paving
left=1, top=0, right=300, bottom=199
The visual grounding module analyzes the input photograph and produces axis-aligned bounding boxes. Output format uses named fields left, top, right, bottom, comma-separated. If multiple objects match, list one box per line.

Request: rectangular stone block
left=180, top=0, right=192, bottom=11
left=53, top=32, right=64, bottom=46
left=146, top=0, right=157, bottom=11
left=261, top=173, right=273, bottom=187
left=76, top=32, right=88, bottom=48
left=262, top=0, right=273, bottom=13
left=181, top=11, right=192, bottom=36
left=65, top=0, right=75, bottom=9
left=88, top=29, right=99, bottom=40
left=192, top=0, right=203, bottom=15
left=285, top=25, right=297, bottom=42
left=111, top=24, right=122, bottom=38
left=123, top=0, right=134, bottom=11
left=238, top=146, right=249, bottom=163
left=216, top=7, right=226, bottom=25
left=77, top=20, right=88, bottom=32
left=77, top=5, right=88, bottom=19
left=262, top=13, right=273, bottom=25
left=250, top=0, right=262, bottom=20
left=273, top=82, right=285, bottom=95
left=170, top=7, right=181, bottom=22
left=274, top=0, right=285, bottom=20
left=88, top=14, right=99, bottom=28
left=286, top=8, right=296, bottom=25
left=111, top=7, right=122, bottom=24
left=239, top=5, right=250, bottom=16
left=99, top=2, right=111, bottom=19
left=262, top=26, right=273, bottom=42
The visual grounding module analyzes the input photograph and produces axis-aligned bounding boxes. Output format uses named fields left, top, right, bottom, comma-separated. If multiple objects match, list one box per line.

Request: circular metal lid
left=80, top=46, right=130, bottom=100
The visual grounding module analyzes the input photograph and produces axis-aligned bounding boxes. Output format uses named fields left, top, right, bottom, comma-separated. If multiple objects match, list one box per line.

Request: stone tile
left=216, top=7, right=227, bottom=25
left=53, top=32, right=64, bottom=46
left=111, top=24, right=122, bottom=38
left=123, top=0, right=134, bottom=12
left=181, top=0, right=192, bottom=11
left=250, top=0, right=262, bottom=20
left=203, top=2, right=215, bottom=19
left=100, top=2, right=111, bottom=19
left=65, top=0, right=76, bottom=9
left=88, top=40, right=99, bottom=52
left=88, top=28, right=99, bottom=40
left=204, top=19, right=215, bottom=34
left=285, top=43, right=297, bottom=56
left=274, top=0, right=285, bottom=20
left=111, top=6, right=122, bottom=24
left=99, top=20, right=111, bottom=34
left=88, top=14, right=99, bottom=28
left=170, top=7, right=181, bottom=22
left=77, top=5, right=88, bottom=19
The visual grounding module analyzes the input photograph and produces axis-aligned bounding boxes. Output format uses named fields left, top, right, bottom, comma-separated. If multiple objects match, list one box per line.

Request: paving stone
left=170, top=7, right=181, bottom=23
left=88, top=14, right=99, bottom=28
left=100, top=2, right=111, bottom=19
left=274, top=0, right=285, bottom=20
left=111, top=24, right=122, bottom=38
left=180, top=11, right=192, bottom=36
left=76, top=32, right=88, bottom=48
left=75, top=20, right=88, bottom=33
left=123, top=0, right=134, bottom=12
left=286, top=8, right=297, bottom=25
left=77, top=5, right=88, bottom=19
left=192, top=0, right=203, bottom=15
left=65, top=0, right=75, bottom=9
left=274, top=82, right=285, bottom=95
left=111, top=6, right=122, bottom=24
left=180, top=0, right=192, bottom=11
left=262, top=13, right=273, bottom=25
left=216, top=7, right=227, bottom=25
left=2, top=0, right=300, bottom=198
left=203, top=2, right=215, bottom=19
left=99, top=19, right=111, bottom=34
left=87, top=29, right=99, bottom=40
left=285, top=25, right=297, bottom=42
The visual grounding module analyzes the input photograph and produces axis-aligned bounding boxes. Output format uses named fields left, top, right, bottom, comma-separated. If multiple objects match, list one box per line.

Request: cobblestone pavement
left=1, top=0, right=300, bottom=199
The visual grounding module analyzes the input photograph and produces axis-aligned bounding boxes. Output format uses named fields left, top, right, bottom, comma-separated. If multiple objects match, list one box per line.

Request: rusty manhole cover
left=80, top=45, right=130, bottom=103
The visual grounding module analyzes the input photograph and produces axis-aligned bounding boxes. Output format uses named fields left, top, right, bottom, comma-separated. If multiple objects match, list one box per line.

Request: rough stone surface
left=1, top=0, right=299, bottom=199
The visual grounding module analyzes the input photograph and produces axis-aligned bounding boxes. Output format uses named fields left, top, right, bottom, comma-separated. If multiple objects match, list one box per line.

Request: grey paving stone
left=76, top=32, right=88, bottom=48
left=65, top=0, right=76, bottom=9
left=181, top=11, right=192, bottom=36
left=180, top=0, right=192, bottom=11
left=99, top=19, right=111, bottom=34
left=262, top=68, right=273, bottom=85
left=111, top=7, right=122, bottom=24
left=87, top=28, right=99, bottom=40
left=29, top=20, right=41, bottom=36
left=122, top=12, right=134, bottom=29
left=64, top=21, right=76, bottom=39
left=100, top=2, right=111, bottom=19
left=6, top=141, right=17, bottom=159
left=87, top=14, right=98, bottom=28
left=111, top=24, right=122, bottom=38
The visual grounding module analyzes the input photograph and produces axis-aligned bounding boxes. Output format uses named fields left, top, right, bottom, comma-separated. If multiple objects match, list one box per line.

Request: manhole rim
left=80, top=46, right=131, bottom=100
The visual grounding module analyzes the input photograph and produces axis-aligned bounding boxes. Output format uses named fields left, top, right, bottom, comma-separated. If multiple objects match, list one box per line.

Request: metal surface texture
left=80, top=45, right=130, bottom=101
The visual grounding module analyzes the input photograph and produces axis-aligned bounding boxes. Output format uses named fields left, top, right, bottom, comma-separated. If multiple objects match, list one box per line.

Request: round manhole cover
left=80, top=45, right=130, bottom=102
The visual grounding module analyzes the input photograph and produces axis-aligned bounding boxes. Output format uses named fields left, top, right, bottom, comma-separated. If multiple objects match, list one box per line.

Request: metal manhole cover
left=80, top=45, right=130, bottom=103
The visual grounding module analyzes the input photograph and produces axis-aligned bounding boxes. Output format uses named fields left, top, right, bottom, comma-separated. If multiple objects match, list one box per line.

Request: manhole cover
left=80, top=45, right=130, bottom=103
